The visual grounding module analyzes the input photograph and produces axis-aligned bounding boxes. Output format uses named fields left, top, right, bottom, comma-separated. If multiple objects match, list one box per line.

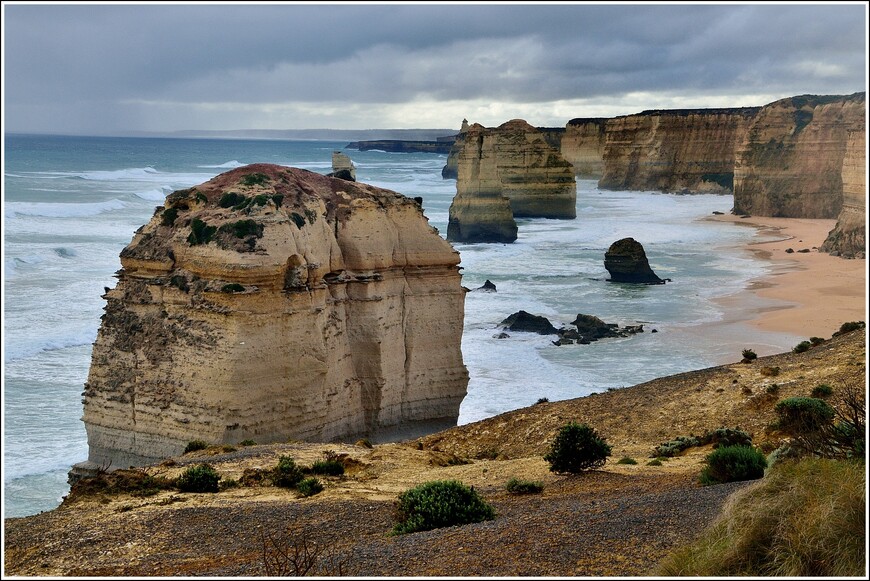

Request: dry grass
left=656, top=457, right=866, bottom=577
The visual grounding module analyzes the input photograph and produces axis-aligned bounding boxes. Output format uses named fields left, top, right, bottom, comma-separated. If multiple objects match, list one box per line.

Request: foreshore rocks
left=499, top=310, right=645, bottom=345
left=733, top=93, right=866, bottom=218
left=604, top=238, right=666, bottom=284
left=78, top=163, right=469, bottom=471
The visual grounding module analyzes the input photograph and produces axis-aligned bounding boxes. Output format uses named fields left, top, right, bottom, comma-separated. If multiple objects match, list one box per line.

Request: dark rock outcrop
left=604, top=238, right=666, bottom=284
left=500, top=311, right=559, bottom=335
left=476, top=280, right=497, bottom=292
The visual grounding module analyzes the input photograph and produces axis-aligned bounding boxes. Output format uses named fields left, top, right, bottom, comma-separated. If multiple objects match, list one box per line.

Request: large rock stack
left=78, top=164, right=469, bottom=470
left=821, top=126, right=867, bottom=258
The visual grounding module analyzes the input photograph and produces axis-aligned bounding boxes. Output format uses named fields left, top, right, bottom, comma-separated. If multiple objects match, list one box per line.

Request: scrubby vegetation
left=657, top=458, right=865, bottom=576
left=391, top=480, right=495, bottom=535
left=273, top=455, right=304, bottom=488
left=175, top=464, right=220, bottom=493
left=653, top=427, right=753, bottom=458
left=240, top=172, right=271, bottom=187
left=544, top=422, right=612, bottom=473
left=161, top=207, right=179, bottom=226
left=832, top=321, right=865, bottom=336
left=740, top=348, right=757, bottom=363
left=699, top=445, right=767, bottom=485
left=297, top=477, right=324, bottom=497
left=774, top=385, right=864, bottom=459
left=183, top=440, right=209, bottom=454
left=219, top=219, right=263, bottom=239
left=188, top=218, right=217, bottom=245
left=311, top=460, right=345, bottom=477
left=811, top=384, right=833, bottom=398
left=792, top=340, right=812, bottom=354
left=505, top=478, right=544, bottom=495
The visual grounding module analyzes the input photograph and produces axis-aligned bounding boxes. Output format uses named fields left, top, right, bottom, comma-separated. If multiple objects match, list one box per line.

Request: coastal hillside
left=5, top=327, right=864, bottom=576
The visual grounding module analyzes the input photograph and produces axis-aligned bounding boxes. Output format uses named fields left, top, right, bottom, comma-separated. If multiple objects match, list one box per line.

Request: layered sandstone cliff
left=561, top=118, right=607, bottom=177
left=733, top=93, right=865, bottom=218
left=447, top=123, right=518, bottom=243
left=442, top=119, right=470, bottom=179
left=599, top=108, right=760, bottom=193
left=80, top=164, right=469, bottom=469
left=821, top=127, right=866, bottom=258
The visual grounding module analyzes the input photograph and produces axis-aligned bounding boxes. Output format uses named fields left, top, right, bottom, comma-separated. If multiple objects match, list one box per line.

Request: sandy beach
left=707, top=213, right=867, bottom=340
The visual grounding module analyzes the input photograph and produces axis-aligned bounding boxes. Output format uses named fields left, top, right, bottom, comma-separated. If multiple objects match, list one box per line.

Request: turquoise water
left=2, top=134, right=801, bottom=517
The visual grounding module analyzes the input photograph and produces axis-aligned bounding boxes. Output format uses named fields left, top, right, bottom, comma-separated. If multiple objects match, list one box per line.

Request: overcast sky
left=2, top=2, right=867, bottom=134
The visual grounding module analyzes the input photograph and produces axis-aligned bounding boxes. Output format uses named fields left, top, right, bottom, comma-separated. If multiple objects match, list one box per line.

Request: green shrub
left=536, top=397, right=549, bottom=404
left=544, top=422, right=612, bottom=473
left=304, top=208, right=318, bottom=224
left=195, top=191, right=208, bottom=204
left=833, top=321, right=865, bottom=336
left=219, top=219, right=263, bottom=239
left=647, top=459, right=663, bottom=466
left=811, top=384, right=833, bottom=398
left=311, top=460, right=345, bottom=477
left=297, top=477, right=324, bottom=497
left=616, top=457, right=638, bottom=465
left=505, top=478, right=544, bottom=494
left=240, top=172, right=270, bottom=187
left=161, top=207, right=179, bottom=226
left=271, top=194, right=284, bottom=207
left=219, top=192, right=246, bottom=208
left=392, top=480, right=495, bottom=535
left=705, top=427, right=753, bottom=449
left=184, top=439, right=209, bottom=454
left=188, top=218, right=216, bottom=245
left=656, top=458, right=865, bottom=576
left=653, top=435, right=700, bottom=458
left=741, top=349, right=757, bottom=362
left=176, top=463, right=220, bottom=493
left=699, top=445, right=767, bottom=486
left=775, top=397, right=835, bottom=432
left=809, top=336, right=826, bottom=346
left=793, top=340, right=812, bottom=354
left=273, top=455, right=304, bottom=488
left=239, top=439, right=257, bottom=446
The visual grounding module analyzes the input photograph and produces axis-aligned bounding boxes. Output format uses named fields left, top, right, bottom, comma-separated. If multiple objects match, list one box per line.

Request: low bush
left=536, top=397, right=549, bottom=404
left=657, top=458, right=865, bottom=576
left=176, top=463, right=220, bottom=493
left=239, top=439, right=257, bottom=446
left=832, top=321, right=865, bottom=336
left=699, top=445, right=767, bottom=486
left=240, top=172, right=271, bottom=187
left=311, top=460, right=345, bottom=477
left=184, top=439, right=209, bottom=454
left=273, top=455, right=304, bottom=488
left=741, top=349, right=757, bottom=363
left=653, top=435, right=700, bottom=458
left=505, top=478, right=544, bottom=495
left=392, top=480, right=495, bottom=535
left=616, top=457, right=638, bottom=465
left=219, top=192, right=246, bottom=208
left=811, top=384, right=833, bottom=398
left=188, top=218, right=216, bottom=245
left=792, top=340, right=812, bottom=354
left=647, top=459, right=663, bottom=466
left=161, top=207, right=179, bottom=226
left=544, top=422, right=612, bottom=473
left=219, top=219, right=263, bottom=239
left=297, top=477, right=324, bottom=497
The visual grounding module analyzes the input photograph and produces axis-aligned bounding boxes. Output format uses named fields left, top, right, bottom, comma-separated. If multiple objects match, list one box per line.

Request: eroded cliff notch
left=80, top=164, right=469, bottom=470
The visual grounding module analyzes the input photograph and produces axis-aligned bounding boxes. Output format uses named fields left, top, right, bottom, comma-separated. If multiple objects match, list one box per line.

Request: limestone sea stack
left=329, top=151, right=356, bottom=181
left=447, top=123, right=518, bottom=243
left=604, top=238, right=666, bottom=284
left=561, top=118, right=608, bottom=177
left=821, top=127, right=866, bottom=258
left=441, top=119, right=470, bottom=180
left=79, top=164, right=469, bottom=471
left=733, top=93, right=865, bottom=218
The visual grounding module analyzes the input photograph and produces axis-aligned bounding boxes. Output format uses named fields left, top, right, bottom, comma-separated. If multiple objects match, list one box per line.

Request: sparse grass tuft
left=505, top=478, right=544, bottom=494
left=656, top=458, right=865, bottom=576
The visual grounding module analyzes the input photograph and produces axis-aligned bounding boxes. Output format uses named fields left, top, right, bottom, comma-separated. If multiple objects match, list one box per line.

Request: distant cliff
left=821, top=126, right=866, bottom=258
left=599, top=107, right=760, bottom=193
left=346, top=139, right=455, bottom=154
left=733, top=93, right=865, bottom=218
left=79, top=164, right=469, bottom=470
left=561, top=118, right=608, bottom=177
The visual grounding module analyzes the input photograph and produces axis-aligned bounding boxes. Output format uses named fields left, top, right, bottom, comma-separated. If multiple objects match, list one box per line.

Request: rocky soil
left=4, top=328, right=865, bottom=576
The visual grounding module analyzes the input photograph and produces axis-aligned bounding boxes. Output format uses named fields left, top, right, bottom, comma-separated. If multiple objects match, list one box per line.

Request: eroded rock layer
left=733, top=93, right=865, bottom=218
left=447, top=124, right=518, bottom=243
left=821, top=127, right=867, bottom=258
left=562, top=118, right=608, bottom=177
left=81, top=164, right=469, bottom=468
left=599, top=108, right=760, bottom=194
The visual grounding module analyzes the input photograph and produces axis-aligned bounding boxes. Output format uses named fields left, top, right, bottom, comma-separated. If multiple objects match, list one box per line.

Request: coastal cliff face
left=442, top=119, right=470, bottom=179
left=447, top=124, right=518, bottom=243
left=599, top=108, right=760, bottom=194
left=81, top=164, right=469, bottom=469
left=733, top=93, right=865, bottom=218
left=821, top=127, right=866, bottom=258
left=561, top=118, right=607, bottom=177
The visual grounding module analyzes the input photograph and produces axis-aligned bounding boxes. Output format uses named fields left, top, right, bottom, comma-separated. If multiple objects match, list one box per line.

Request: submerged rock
left=79, top=163, right=469, bottom=470
left=604, top=238, right=666, bottom=284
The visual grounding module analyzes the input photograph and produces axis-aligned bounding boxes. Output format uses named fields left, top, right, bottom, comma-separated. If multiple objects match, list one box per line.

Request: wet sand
left=706, top=213, right=866, bottom=343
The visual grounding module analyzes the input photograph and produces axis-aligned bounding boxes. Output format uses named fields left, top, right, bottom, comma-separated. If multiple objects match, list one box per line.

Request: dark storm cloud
left=2, top=3, right=866, bottom=132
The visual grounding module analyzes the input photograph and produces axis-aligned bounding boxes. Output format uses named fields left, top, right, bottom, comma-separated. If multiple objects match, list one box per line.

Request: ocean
left=2, top=134, right=804, bottom=518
